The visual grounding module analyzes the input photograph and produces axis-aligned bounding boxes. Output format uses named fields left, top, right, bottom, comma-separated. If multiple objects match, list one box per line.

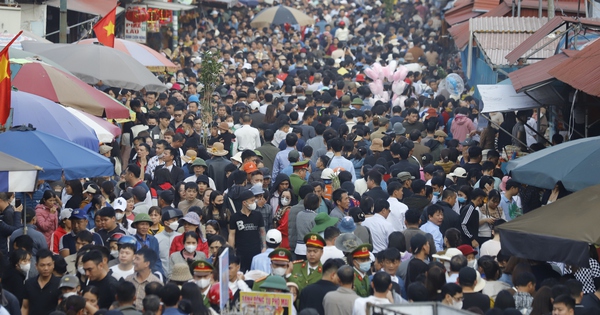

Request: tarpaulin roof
left=508, top=52, right=569, bottom=92
left=478, top=82, right=541, bottom=113
left=498, top=183, right=600, bottom=266
left=549, top=38, right=600, bottom=97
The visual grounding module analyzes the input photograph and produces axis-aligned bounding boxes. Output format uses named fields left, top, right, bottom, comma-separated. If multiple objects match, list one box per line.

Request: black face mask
left=215, top=203, right=223, bottom=210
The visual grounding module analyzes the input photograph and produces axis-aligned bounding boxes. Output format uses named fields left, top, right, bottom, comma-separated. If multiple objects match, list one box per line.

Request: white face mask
left=467, top=260, right=478, bottom=270
left=452, top=300, right=463, bottom=310
left=63, top=292, right=77, bottom=299
left=185, top=244, right=197, bottom=253
left=443, top=261, right=451, bottom=271
left=78, top=267, right=85, bottom=275
left=196, top=279, right=211, bottom=289
left=115, top=212, right=124, bottom=220
left=272, top=267, right=287, bottom=276
left=185, top=130, right=191, bottom=136
left=110, top=250, right=119, bottom=259
left=227, top=122, right=234, bottom=128
left=281, top=198, right=290, bottom=206
left=19, top=263, right=30, bottom=274
left=247, top=202, right=257, bottom=211
left=168, top=222, right=179, bottom=231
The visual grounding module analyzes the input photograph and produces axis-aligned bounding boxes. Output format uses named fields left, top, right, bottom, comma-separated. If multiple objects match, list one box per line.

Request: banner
left=218, top=247, right=229, bottom=310
left=239, top=292, right=293, bottom=315
left=124, top=4, right=147, bottom=43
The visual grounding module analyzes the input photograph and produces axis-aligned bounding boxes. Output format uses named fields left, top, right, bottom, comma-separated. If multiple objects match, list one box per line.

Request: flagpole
left=0, top=30, right=23, bottom=55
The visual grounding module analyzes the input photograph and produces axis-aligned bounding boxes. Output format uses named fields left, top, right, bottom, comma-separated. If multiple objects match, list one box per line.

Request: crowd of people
left=0, top=0, right=589, bottom=314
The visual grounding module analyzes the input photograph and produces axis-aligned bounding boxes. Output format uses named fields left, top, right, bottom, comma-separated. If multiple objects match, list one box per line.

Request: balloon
left=369, top=79, right=384, bottom=96
left=372, top=63, right=384, bottom=80
left=365, top=68, right=378, bottom=81
left=392, top=80, right=406, bottom=96
left=445, top=73, right=465, bottom=96
left=381, top=91, right=390, bottom=103
left=381, top=67, right=391, bottom=82
left=392, top=95, right=402, bottom=108
left=386, top=60, right=397, bottom=81
left=396, top=65, right=409, bottom=81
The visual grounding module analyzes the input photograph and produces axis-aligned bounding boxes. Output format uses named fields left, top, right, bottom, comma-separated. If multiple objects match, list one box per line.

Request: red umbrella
left=10, top=59, right=130, bottom=119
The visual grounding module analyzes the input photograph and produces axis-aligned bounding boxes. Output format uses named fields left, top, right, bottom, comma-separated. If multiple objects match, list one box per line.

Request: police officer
left=191, top=260, right=214, bottom=307
left=252, top=248, right=293, bottom=291
left=351, top=243, right=373, bottom=297
left=288, top=233, right=324, bottom=291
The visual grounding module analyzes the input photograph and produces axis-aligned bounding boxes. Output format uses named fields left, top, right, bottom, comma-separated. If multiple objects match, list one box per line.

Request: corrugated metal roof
left=548, top=39, right=600, bottom=97
left=470, top=16, right=548, bottom=32
left=505, top=16, right=600, bottom=64
left=473, top=0, right=501, bottom=12
left=476, top=31, right=557, bottom=65
left=508, top=53, right=569, bottom=92
left=445, top=2, right=482, bottom=26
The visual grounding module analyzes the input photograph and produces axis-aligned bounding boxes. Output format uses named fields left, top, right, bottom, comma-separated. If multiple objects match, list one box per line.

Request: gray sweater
left=295, top=210, right=317, bottom=246
left=287, top=201, right=305, bottom=251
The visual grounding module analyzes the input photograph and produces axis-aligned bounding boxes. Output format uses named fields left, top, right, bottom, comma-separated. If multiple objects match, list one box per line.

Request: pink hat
left=500, top=175, right=511, bottom=192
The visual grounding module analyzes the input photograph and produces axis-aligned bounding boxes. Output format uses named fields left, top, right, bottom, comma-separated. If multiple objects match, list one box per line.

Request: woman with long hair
left=269, top=174, right=291, bottom=214
left=274, top=189, right=294, bottom=250
left=180, top=282, right=212, bottom=315
left=100, top=181, right=117, bottom=204
left=36, top=190, right=60, bottom=247
left=151, top=168, right=174, bottom=202
left=202, top=191, right=230, bottom=240
left=174, top=182, right=186, bottom=208
left=148, top=206, right=164, bottom=236
left=64, top=180, right=84, bottom=209
left=478, top=189, right=505, bottom=245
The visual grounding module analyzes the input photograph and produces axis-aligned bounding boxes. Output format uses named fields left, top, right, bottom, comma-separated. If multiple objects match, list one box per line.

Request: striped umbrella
left=77, top=38, right=177, bottom=73
left=250, top=5, right=314, bottom=29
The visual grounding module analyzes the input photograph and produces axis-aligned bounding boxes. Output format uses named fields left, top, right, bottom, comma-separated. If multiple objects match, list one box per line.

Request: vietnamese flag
left=0, top=31, right=20, bottom=126
left=93, top=6, right=117, bottom=48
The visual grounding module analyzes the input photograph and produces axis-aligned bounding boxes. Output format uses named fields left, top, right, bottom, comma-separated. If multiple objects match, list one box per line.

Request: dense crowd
left=0, top=0, right=590, bottom=315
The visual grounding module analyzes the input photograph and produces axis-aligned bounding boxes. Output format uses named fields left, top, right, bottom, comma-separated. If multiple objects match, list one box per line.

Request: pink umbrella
left=77, top=38, right=177, bottom=72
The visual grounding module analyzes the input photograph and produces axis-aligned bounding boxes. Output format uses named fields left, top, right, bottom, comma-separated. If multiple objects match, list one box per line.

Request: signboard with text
left=219, top=247, right=230, bottom=310
left=124, top=4, right=147, bottom=43
left=239, top=291, right=293, bottom=315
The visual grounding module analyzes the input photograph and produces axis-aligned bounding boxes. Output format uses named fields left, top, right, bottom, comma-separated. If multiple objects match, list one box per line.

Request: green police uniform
left=288, top=233, right=325, bottom=291
left=353, top=268, right=370, bottom=297
left=289, top=259, right=323, bottom=292
left=252, top=248, right=293, bottom=291
left=351, top=243, right=373, bottom=297
left=289, top=160, right=309, bottom=196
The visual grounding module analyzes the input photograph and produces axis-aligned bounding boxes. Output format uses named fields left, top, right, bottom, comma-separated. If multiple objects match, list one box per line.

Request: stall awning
left=478, top=83, right=540, bottom=113
left=47, top=0, right=124, bottom=15
left=142, top=0, right=197, bottom=11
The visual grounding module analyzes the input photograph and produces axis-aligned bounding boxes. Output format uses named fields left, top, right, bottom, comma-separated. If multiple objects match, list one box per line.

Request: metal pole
left=518, top=0, right=522, bottom=16
left=467, top=18, right=473, bottom=79
left=539, top=0, right=542, bottom=18
left=59, top=0, right=68, bottom=43
left=548, top=0, right=555, bottom=19
left=482, top=113, right=532, bottom=152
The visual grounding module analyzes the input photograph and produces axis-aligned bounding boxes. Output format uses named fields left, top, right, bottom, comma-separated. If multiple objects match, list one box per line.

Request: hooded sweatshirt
left=450, top=114, right=476, bottom=143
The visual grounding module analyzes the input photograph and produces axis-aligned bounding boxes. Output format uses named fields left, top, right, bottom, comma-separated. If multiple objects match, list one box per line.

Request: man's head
left=82, top=250, right=107, bottom=281
left=160, top=284, right=181, bottom=308
left=373, top=200, right=391, bottom=219
left=381, top=248, right=401, bottom=276
left=514, top=271, right=536, bottom=294
left=470, top=188, right=487, bottom=207
left=337, top=265, right=355, bottom=286
left=116, top=281, right=137, bottom=305
left=321, top=258, right=345, bottom=284
left=410, top=233, right=429, bottom=255
left=371, top=271, right=392, bottom=294
left=36, top=249, right=54, bottom=278
left=366, top=170, right=382, bottom=189
left=458, top=266, right=478, bottom=289
left=332, top=189, right=349, bottom=211
left=426, top=204, right=444, bottom=226
left=552, top=294, right=575, bottom=315
left=268, top=248, right=291, bottom=276
left=134, top=247, right=157, bottom=273
left=304, top=233, right=325, bottom=265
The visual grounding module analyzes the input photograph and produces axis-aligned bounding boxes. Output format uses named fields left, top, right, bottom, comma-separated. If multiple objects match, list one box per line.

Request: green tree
left=197, top=49, right=222, bottom=147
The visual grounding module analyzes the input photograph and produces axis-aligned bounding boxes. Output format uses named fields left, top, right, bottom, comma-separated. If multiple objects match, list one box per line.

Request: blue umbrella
left=11, top=90, right=100, bottom=151
left=506, top=136, right=600, bottom=191
left=0, top=126, right=114, bottom=180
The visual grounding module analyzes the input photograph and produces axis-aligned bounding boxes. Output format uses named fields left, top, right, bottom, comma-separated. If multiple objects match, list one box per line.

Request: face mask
left=443, top=261, right=451, bottom=271
left=206, top=233, right=216, bottom=239
left=458, top=197, right=466, bottom=204
left=358, top=261, right=371, bottom=273
left=227, top=122, right=234, bottom=128
left=247, top=202, right=257, bottom=210
left=273, top=267, right=287, bottom=276
left=467, top=260, right=478, bottom=269
left=78, top=267, right=85, bottom=275
left=428, top=40, right=433, bottom=44
left=185, top=244, right=197, bottom=253
left=433, top=191, right=440, bottom=197
left=215, top=203, right=223, bottom=210
left=421, top=45, right=426, bottom=50
left=196, top=279, right=211, bottom=289
left=281, top=198, right=290, bottom=206
left=274, top=29, right=280, bottom=34
left=452, top=300, right=463, bottom=310
left=185, top=130, right=191, bottom=136
left=353, top=117, right=358, bottom=123
left=63, top=292, right=77, bottom=299
left=115, top=212, right=124, bottom=220
left=168, top=222, right=179, bottom=231
left=20, top=263, right=30, bottom=274
left=110, top=250, right=119, bottom=259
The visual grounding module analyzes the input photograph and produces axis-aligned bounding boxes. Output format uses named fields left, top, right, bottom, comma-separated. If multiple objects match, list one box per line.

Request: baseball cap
left=69, top=209, right=87, bottom=220
left=266, top=229, right=282, bottom=245
left=113, top=197, right=127, bottom=211
left=410, top=233, right=428, bottom=254
left=59, top=208, right=73, bottom=221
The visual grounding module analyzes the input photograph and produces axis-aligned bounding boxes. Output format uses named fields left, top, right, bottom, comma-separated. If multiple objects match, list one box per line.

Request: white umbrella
left=63, top=106, right=115, bottom=143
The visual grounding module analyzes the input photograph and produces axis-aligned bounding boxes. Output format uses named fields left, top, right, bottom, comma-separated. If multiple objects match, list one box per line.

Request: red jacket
left=169, top=233, right=209, bottom=257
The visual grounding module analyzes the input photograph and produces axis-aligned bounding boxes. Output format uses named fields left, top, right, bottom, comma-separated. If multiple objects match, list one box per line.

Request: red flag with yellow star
left=93, top=6, right=117, bottom=48
left=0, top=31, right=21, bottom=126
